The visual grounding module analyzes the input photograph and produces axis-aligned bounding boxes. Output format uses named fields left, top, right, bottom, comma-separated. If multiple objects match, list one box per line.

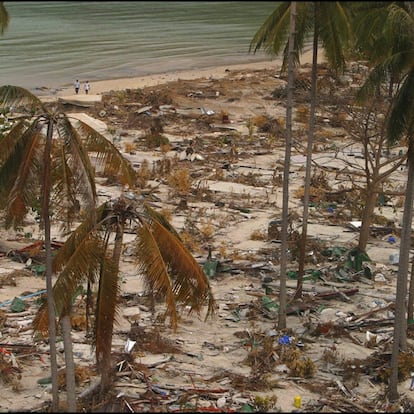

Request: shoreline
left=50, top=59, right=281, bottom=99
left=41, top=47, right=318, bottom=101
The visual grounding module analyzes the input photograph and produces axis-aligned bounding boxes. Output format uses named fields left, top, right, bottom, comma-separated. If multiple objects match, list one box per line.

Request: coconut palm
left=275, top=1, right=297, bottom=330
left=352, top=1, right=413, bottom=99
left=250, top=1, right=352, bottom=300
left=33, top=194, right=216, bottom=398
left=0, top=1, right=9, bottom=34
left=352, top=1, right=414, bottom=403
left=0, top=85, right=136, bottom=411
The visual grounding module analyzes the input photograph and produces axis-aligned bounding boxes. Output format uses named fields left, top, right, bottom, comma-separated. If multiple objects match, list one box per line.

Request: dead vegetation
left=0, top=62, right=413, bottom=412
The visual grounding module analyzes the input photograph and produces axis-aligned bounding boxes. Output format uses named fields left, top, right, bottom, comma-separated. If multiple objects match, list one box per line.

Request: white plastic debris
left=217, top=396, right=227, bottom=408
left=124, top=338, right=136, bottom=353
left=389, top=252, right=399, bottom=265
left=374, top=273, right=386, bottom=283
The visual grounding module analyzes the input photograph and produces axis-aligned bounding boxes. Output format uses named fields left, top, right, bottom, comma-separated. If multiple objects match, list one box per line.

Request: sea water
left=0, top=1, right=278, bottom=92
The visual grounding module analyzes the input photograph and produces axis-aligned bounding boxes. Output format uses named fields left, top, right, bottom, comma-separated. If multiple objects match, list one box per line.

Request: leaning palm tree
left=250, top=1, right=352, bottom=300
left=0, top=85, right=136, bottom=411
left=353, top=1, right=414, bottom=403
left=33, top=194, right=216, bottom=398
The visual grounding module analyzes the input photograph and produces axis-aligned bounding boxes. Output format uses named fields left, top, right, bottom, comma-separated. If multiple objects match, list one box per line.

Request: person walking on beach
left=84, top=81, right=90, bottom=94
left=74, top=79, right=80, bottom=94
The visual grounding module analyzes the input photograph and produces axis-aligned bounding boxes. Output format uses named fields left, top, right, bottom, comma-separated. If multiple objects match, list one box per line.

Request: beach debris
left=58, top=96, right=100, bottom=107
left=200, top=107, right=215, bottom=116
left=2, top=64, right=412, bottom=413
left=137, top=105, right=152, bottom=115
left=221, top=111, right=230, bottom=123
left=10, top=297, right=26, bottom=313
left=389, top=252, right=399, bottom=265
left=0, top=349, right=22, bottom=390
left=0, top=289, right=46, bottom=309
left=7, top=240, right=64, bottom=267
left=0, top=273, right=17, bottom=287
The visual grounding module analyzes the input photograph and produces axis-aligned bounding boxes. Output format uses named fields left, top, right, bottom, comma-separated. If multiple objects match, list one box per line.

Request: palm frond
left=250, top=2, right=352, bottom=75
left=0, top=85, right=43, bottom=112
left=0, top=121, right=34, bottom=202
left=249, top=2, right=291, bottom=55
left=387, top=3, right=414, bottom=37
left=33, top=204, right=112, bottom=336
left=276, top=4, right=312, bottom=73
left=249, top=1, right=292, bottom=72
left=32, top=301, right=49, bottom=337
left=353, top=2, right=414, bottom=66
left=135, top=222, right=179, bottom=329
left=54, top=236, right=109, bottom=315
left=352, top=2, right=391, bottom=56
left=355, top=61, right=390, bottom=103
left=143, top=202, right=181, bottom=240
left=53, top=117, right=97, bottom=228
left=356, top=35, right=414, bottom=103
left=151, top=219, right=215, bottom=319
left=33, top=235, right=107, bottom=335
left=318, top=2, right=353, bottom=74
left=75, top=119, right=137, bottom=187
left=1, top=123, right=44, bottom=228
left=55, top=203, right=109, bottom=263
left=94, top=253, right=120, bottom=368
left=0, top=120, right=31, bottom=165
left=51, top=142, right=80, bottom=231
left=387, top=69, right=414, bottom=144
left=287, top=3, right=313, bottom=71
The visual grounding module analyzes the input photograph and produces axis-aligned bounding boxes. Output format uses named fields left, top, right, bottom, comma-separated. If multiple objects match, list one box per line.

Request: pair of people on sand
left=74, top=80, right=90, bottom=94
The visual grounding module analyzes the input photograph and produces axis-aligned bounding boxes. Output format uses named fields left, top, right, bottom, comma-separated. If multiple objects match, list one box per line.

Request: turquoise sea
left=0, top=1, right=278, bottom=92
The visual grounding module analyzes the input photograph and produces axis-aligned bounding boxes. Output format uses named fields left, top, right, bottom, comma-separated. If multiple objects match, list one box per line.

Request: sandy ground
left=58, top=60, right=281, bottom=97
left=1, top=49, right=414, bottom=413
left=40, top=49, right=320, bottom=99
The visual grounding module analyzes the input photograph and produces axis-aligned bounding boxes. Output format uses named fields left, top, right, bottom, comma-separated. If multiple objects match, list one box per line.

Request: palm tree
left=353, top=1, right=414, bottom=403
left=33, top=195, right=216, bottom=397
left=351, top=1, right=411, bottom=99
left=250, top=1, right=352, bottom=299
left=0, top=85, right=136, bottom=411
left=0, top=1, right=9, bottom=34
left=276, top=1, right=297, bottom=330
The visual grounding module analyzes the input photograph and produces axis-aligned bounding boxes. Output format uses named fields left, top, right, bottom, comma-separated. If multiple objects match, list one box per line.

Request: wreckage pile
left=1, top=62, right=414, bottom=412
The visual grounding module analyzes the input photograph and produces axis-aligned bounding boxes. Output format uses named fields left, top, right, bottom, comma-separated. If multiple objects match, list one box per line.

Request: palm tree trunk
left=61, top=314, right=77, bottom=412
left=99, top=221, right=124, bottom=396
left=86, top=277, right=93, bottom=336
left=295, top=13, right=318, bottom=300
left=407, top=259, right=414, bottom=322
left=278, top=1, right=296, bottom=330
left=43, top=121, right=60, bottom=411
left=389, top=139, right=414, bottom=402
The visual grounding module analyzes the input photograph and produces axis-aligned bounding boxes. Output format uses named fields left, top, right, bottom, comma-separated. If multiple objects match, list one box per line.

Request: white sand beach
left=51, top=49, right=321, bottom=99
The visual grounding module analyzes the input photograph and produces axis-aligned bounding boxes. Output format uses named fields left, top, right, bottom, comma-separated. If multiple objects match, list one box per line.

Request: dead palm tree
left=0, top=85, right=136, bottom=411
left=33, top=194, right=216, bottom=397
